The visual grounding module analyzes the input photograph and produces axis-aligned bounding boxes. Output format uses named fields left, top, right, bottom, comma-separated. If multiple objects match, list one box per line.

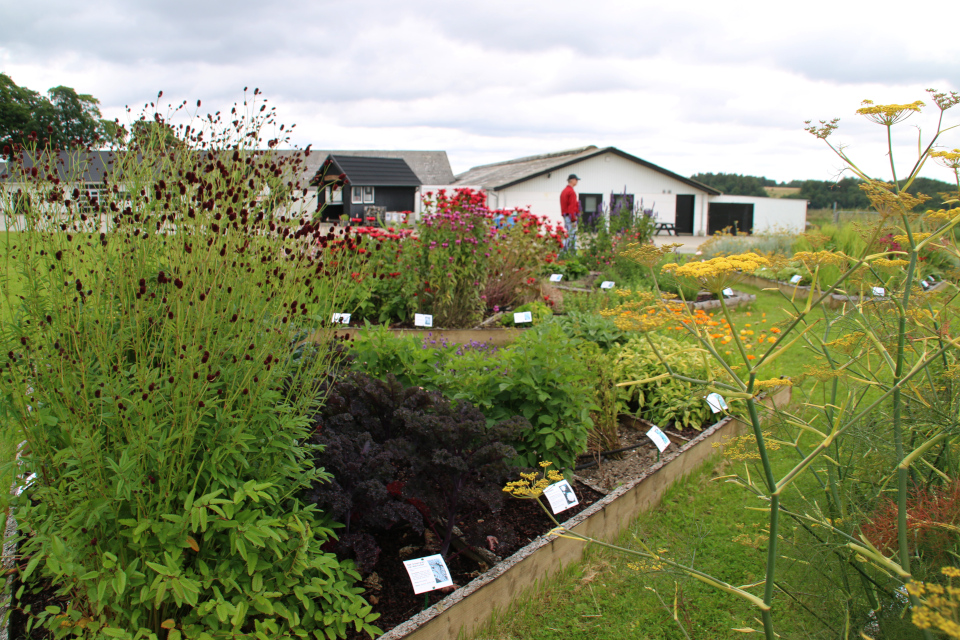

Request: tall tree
left=0, top=73, right=112, bottom=153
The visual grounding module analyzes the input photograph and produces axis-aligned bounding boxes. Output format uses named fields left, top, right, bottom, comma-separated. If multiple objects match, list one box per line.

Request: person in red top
left=560, top=174, right=580, bottom=252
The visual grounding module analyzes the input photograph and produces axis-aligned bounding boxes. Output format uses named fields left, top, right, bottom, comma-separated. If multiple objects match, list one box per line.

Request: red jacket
left=560, top=185, right=579, bottom=220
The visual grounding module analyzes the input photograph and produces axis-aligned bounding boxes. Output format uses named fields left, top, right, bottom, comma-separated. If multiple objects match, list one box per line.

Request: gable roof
left=322, top=154, right=422, bottom=187
left=1, top=150, right=121, bottom=183
left=299, top=150, right=454, bottom=185
left=454, top=146, right=720, bottom=195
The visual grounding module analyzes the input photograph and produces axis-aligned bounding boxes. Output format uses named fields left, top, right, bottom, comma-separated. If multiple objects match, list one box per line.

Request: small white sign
left=549, top=274, right=563, bottom=282
left=921, top=280, right=930, bottom=290
left=705, top=392, right=728, bottom=414
left=414, top=314, right=434, bottom=328
left=403, top=554, right=454, bottom=594
left=645, top=426, right=671, bottom=453
left=722, top=288, right=735, bottom=297
left=872, top=287, right=885, bottom=297
left=789, top=274, right=803, bottom=284
left=926, top=275, right=937, bottom=283
left=514, top=311, right=533, bottom=324
left=600, top=281, right=615, bottom=289
left=331, top=313, right=351, bottom=325
left=542, top=480, right=579, bottom=514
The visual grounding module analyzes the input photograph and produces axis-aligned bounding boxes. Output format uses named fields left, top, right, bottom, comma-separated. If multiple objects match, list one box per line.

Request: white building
left=454, top=146, right=807, bottom=235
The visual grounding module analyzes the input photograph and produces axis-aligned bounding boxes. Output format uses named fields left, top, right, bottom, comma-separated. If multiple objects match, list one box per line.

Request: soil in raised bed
left=347, top=482, right=603, bottom=638
left=576, top=416, right=706, bottom=492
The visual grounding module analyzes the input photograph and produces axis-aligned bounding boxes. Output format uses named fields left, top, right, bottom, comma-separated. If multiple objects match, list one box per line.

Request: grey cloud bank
left=1, top=0, right=958, bottom=182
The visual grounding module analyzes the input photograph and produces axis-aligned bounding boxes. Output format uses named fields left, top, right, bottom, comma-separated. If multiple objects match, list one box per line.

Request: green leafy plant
left=0, top=96, right=379, bottom=639
left=500, top=300, right=553, bottom=326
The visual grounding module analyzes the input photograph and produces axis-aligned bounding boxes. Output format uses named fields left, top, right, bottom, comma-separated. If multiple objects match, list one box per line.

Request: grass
left=469, top=286, right=891, bottom=640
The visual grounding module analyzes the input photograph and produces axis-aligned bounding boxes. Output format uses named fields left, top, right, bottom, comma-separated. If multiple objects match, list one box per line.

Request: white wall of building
left=708, top=194, right=807, bottom=234
left=484, top=151, right=711, bottom=232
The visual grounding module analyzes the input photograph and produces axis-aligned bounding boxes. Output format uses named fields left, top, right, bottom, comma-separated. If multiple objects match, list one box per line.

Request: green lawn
left=470, top=286, right=873, bottom=640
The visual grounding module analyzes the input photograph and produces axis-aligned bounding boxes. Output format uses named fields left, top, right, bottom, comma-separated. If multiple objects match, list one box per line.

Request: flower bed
left=377, top=385, right=791, bottom=640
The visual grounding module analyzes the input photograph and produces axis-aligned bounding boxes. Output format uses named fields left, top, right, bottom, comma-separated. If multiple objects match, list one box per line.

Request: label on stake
left=722, top=288, right=735, bottom=297
left=872, top=287, right=885, bottom=297
left=542, top=480, right=579, bottom=514
left=414, top=314, right=433, bottom=328
left=549, top=274, right=563, bottom=282
left=514, top=311, right=533, bottom=324
left=705, top=392, right=728, bottom=414
left=331, top=313, right=351, bottom=325
left=789, top=275, right=803, bottom=284
left=403, top=554, right=453, bottom=594
left=645, top=426, right=671, bottom=453
left=600, top=281, right=615, bottom=289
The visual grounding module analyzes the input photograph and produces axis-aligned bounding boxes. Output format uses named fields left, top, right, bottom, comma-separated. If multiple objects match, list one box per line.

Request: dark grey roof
left=454, top=146, right=720, bottom=195
left=296, top=149, right=454, bottom=185
left=323, top=155, right=421, bottom=187
left=1, top=150, right=120, bottom=183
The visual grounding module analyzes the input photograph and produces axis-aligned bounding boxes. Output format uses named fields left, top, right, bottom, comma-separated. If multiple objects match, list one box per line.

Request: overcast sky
left=2, top=0, right=958, bottom=183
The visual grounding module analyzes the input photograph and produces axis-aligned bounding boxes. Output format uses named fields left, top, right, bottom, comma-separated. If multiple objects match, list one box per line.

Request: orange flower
left=747, top=354, right=756, bottom=360
left=771, top=327, right=781, bottom=334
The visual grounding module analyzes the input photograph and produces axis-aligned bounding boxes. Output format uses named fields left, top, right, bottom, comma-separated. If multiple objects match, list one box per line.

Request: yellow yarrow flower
left=662, top=253, right=769, bottom=294
left=856, top=99, right=925, bottom=125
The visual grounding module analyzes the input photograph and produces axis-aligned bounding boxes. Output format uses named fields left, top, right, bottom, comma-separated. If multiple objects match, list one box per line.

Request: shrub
left=549, top=310, right=628, bottom=351
left=0, top=99, right=379, bottom=638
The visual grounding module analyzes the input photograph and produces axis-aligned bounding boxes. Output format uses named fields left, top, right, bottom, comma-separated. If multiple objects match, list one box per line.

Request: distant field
left=764, top=186, right=801, bottom=198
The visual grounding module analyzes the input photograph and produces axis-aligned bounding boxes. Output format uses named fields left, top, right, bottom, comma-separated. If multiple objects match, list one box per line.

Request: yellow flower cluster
left=619, top=242, right=683, bottom=268
left=662, top=253, right=770, bottom=294
left=752, top=378, right=793, bottom=390
left=906, top=567, right=960, bottom=638
left=712, top=431, right=781, bottom=461
left=931, top=149, right=960, bottom=171
left=856, top=99, right=925, bottom=125
left=792, top=251, right=848, bottom=269
left=872, top=258, right=909, bottom=269
left=800, top=364, right=845, bottom=382
left=859, top=180, right=927, bottom=216
left=823, top=332, right=866, bottom=355
left=503, top=461, right=564, bottom=498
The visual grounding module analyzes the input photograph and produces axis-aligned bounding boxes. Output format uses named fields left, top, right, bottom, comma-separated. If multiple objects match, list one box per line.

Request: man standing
left=560, top=174, right=580, bottom=252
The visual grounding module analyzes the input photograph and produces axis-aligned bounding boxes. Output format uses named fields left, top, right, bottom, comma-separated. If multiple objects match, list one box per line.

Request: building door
left=578, top=193, right=603, bottom=230
left=675, top=195, right=694, bottom=234
left=707, top=203, right=754, bottom=235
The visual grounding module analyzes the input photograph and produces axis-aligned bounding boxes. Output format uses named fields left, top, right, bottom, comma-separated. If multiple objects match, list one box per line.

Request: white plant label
left=542, top=480, right=579, bottom=514
left=414, top=313, right=433, bottom=328
left=403, top=554, right=454, bottom=594
left=331, top=313, right=351, bottom=325
left=514, top=311, right=533, bottom=324
left=549, top=274, right=563, bottom=282
left=722, top=288, right=735, bottom=297
left=921, top=280, right=930, bottom=290
left=872, top=287, right=885, bottom=297
left=705, top=392, right=728, bottom=414
left=600, top=281, right=615, bottom=289
left=645, top=426, right=671, bottom=453
left=789, top=275, right=803, bottom=284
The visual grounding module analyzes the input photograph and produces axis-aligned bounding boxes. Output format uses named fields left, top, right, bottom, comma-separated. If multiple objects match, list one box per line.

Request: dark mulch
left=347, top=482, right=604, bottom=638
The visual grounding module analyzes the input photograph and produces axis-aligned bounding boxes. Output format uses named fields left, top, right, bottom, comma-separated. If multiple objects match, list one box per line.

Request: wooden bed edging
left=381, top=385, right=793, bottom=640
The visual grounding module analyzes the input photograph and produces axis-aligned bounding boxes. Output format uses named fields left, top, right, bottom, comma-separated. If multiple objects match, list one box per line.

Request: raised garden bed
left=377, top=385, right=792, bottom=640
left=326, top=327, right=527, bottom=347
left=686, top=289, right=755, bottom=311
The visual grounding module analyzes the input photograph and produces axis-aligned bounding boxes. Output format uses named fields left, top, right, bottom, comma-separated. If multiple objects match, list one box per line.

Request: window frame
left=362, top=186, right=375, bottom=204
left=352, top=186, right=363, bottom=204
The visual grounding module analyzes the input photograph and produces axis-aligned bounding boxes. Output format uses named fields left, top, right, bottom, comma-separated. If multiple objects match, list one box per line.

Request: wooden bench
left=655, top=223, right=677, bottom=235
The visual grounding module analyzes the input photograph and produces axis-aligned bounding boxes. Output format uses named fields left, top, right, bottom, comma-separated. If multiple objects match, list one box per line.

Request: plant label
left=549, top=274, right=563, bottom=282
left=722, top=288, right=735, bottom=297
left=789, top=275, right=803, bottom=284
left=542, top=479, right=579, bottom=514
left=645, top=426, right=671, bottom=453
left=414, top=314, right=433, bottom=328
left=600, top=281, right=615, bottom=289
left=872, top=287, right=885, bottom=297
left=331, top=313, right=351, bottom=325
left=403, top=554, right=454, bottom=594
left=926, top=275, right=937, bottom=283
left=705, top=392, right=728, bottom=414
left=514, top=311, right=533, bottom=324
left=921, top=280, right=930, bottom=290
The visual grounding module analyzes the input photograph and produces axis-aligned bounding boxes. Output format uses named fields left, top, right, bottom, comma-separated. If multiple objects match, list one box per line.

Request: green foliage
left=549, top=311, right=628, bottom=351
left=0, top=101, right=378, bottom=639
left=500, top=300, right=553, bottom=326
left=691, top=172, right=773, bottom=196
left=548, top=256, right=590, bottom=280
left=0, top=73, right=113, bottom=151
left=612, top=335, right=714, bottom=429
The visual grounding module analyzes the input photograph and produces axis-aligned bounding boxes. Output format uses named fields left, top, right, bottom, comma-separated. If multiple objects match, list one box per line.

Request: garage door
left=707, top=203, right=754, bottom=235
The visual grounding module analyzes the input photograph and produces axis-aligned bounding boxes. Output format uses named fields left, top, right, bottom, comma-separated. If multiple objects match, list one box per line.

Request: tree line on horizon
left=691, top=171, right=957, bottom=210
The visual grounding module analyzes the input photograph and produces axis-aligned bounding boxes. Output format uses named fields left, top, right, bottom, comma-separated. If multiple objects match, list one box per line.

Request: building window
left=362, top=186, right=375, bottom=204
left=326, top=185, right=343, bottom=204
left=352, top=186, right=363, bottom=204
